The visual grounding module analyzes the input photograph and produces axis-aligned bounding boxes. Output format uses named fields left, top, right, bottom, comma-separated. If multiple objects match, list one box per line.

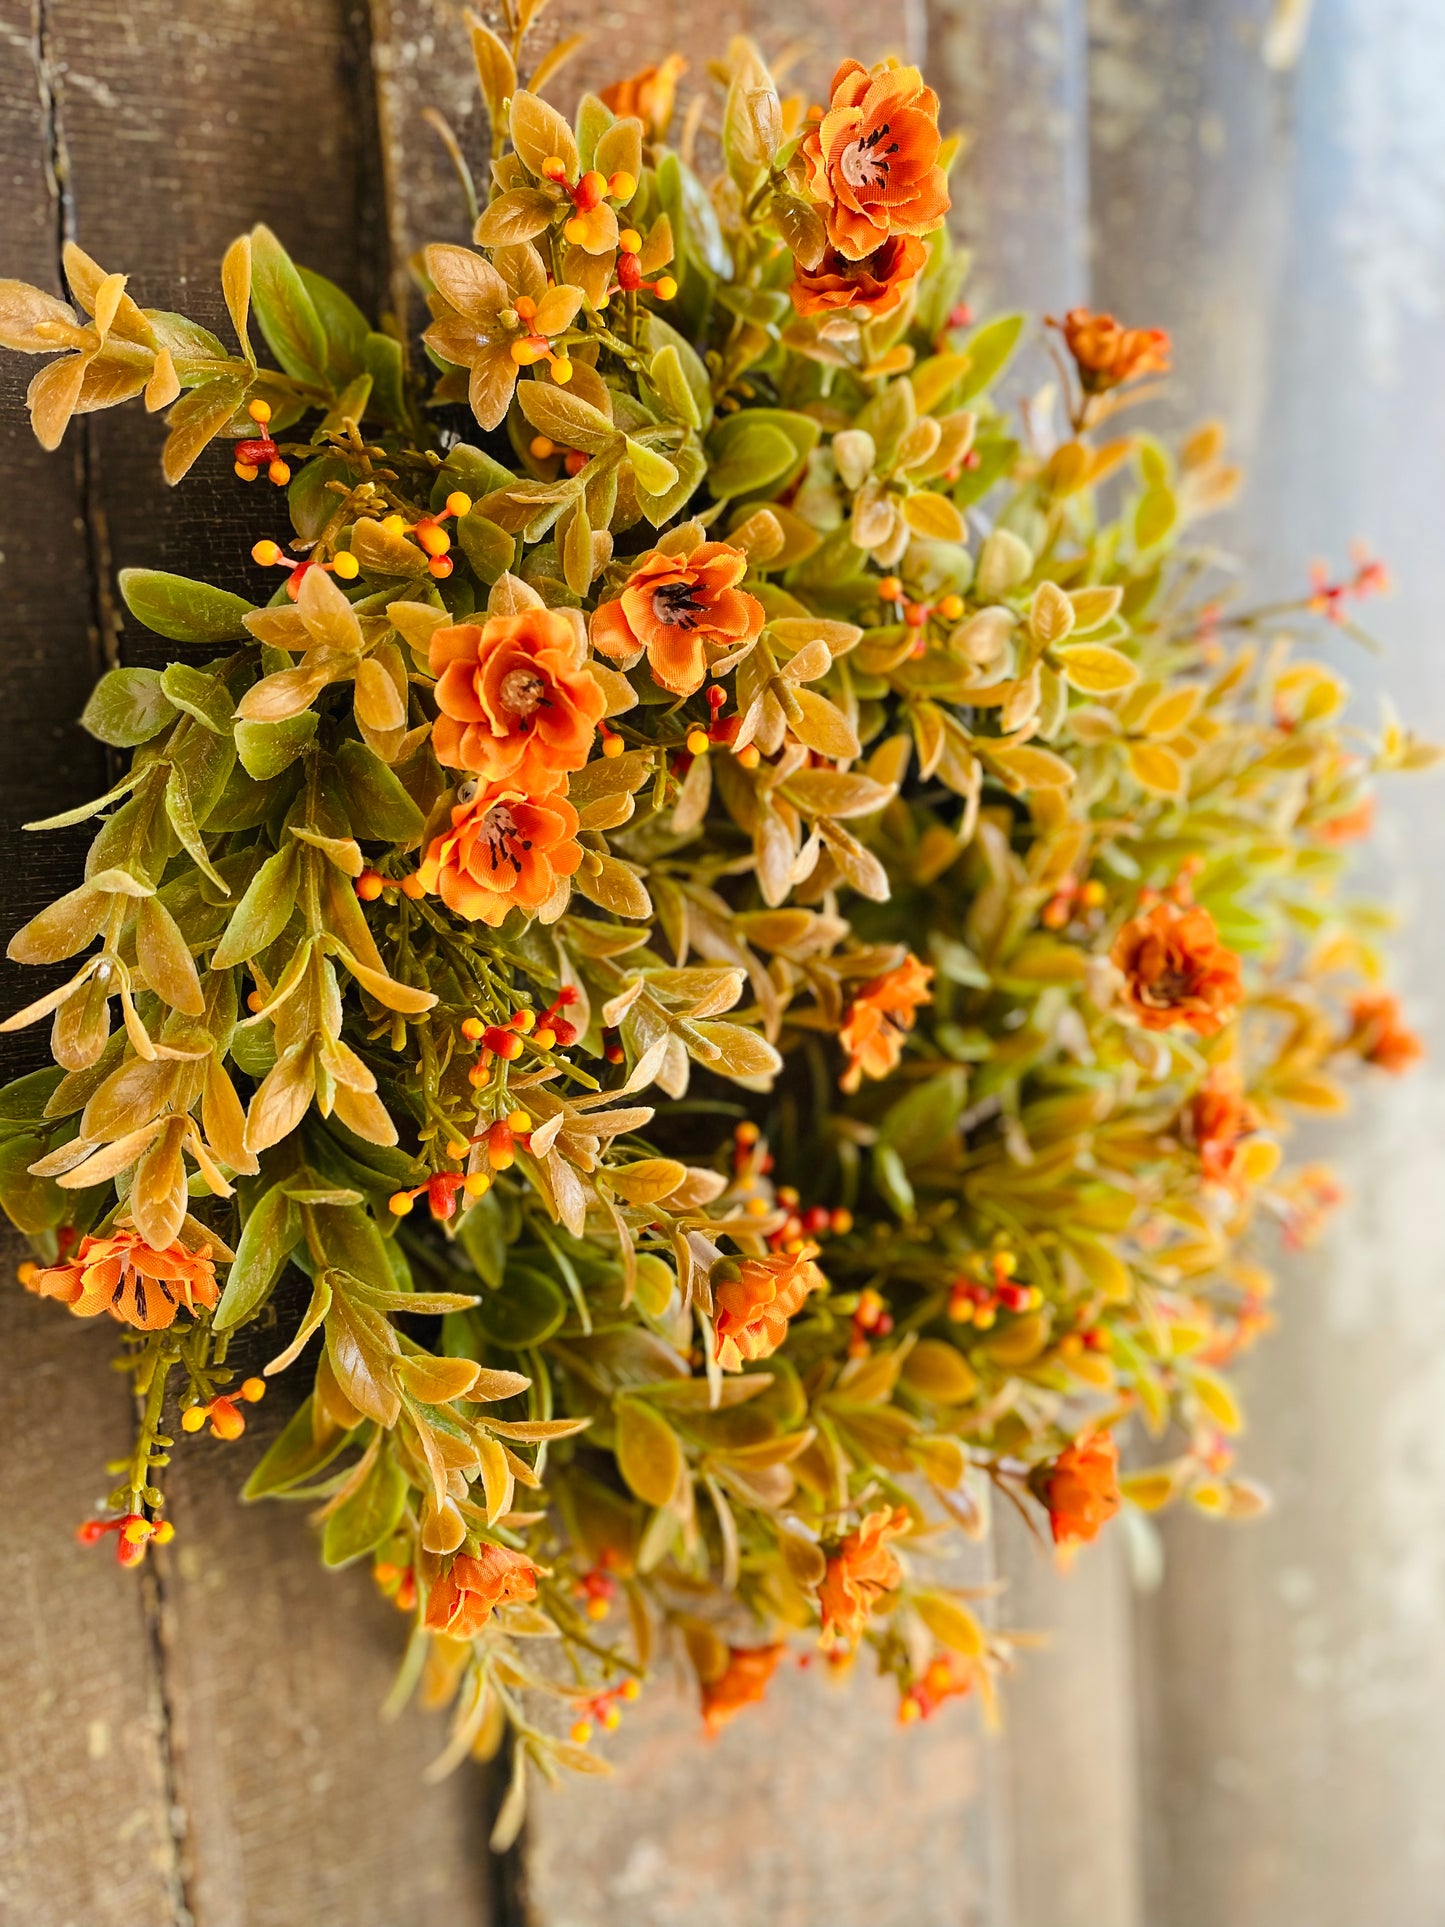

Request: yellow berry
left=181, top=1406, right=207, bottom=1433
left=601, top=1701, right=621, bottom=1726
left=248, top=398, right=273, bottom=425
left=878, top=575, right=904, bottom=602
left=17, top=1259, right=38, bottom=1287
left=542, top=156, right=568, bottom=182
left=569, top=1720, right=593, bottom=1746
left=239, top=1377, right=266, bottom=1403
left=388, top=1191, right=415, bottom=1217
left=332, top=550, right=360, bottom=580
left=382, top=512, right=407, bottom=534
left=654, top=276, right=678, bottom=301
left=618, top=228, right=642, bottom=254
left=355, top=870, right=384, bottom=902
left=685, top=728, right=709, bottom=755
left=563, top=217, right=586, bottom=245
left=511, top=1009, right=536, bottom=1033
left=461, top=1016, right=485, bottom=1042
left=736, top=743, right=761, bottom=770
left=529, top=435, right=556, bottom=460
left=899, top=1696, right=922, bottom=1725
left=445, top=490, right=472, bottom=518
left=234, top=460, right=259, bottom=482
left=939, top=593, right=964, bottom=620
left=620, top=1678, right=641, bottom=1702
left=608, top=171, right=637, bottom=202
left=267, top=458, right=291, bottom=486
left=151, top=1520, right=175, bottom=1545
left=463, top=1172, right=492, bottom=1200
left=416, top=522, right=451, bottom=557
left=551, top=357, right=574, bottom=386
left=533, top=1027, right=557, bottom=1051
left=251, top=539, right=282, bottom=567
left=400, top=873, right=425, bottom=900
left=587, top=1596, right=611, bottom=1622
left=506, top=1108, right=531, bottom=1133
left=602, top=730, right=625, bottom=758
left=467, top=1060, right=491, bottom=1088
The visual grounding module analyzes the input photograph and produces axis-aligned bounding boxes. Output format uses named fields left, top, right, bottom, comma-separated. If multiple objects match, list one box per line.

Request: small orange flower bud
left=209, top=1398, right=245, bottom=1442
left=511, top=1009, right=536, bottom=1033
left=487, top=1120, right=515, bottom=1169
left=939, top=593, right=964, bottom=620
left=542, top=156, right=569, bottom=182
left=381, top=512, right=407, bottom=534
left=506, top=1107, right=531, bottom=1133
left=564, top=449, right=589, bottom=476
left=151, top=1520, right=175, bottom=1545
left=620, top=1677, right=642, bottom=1702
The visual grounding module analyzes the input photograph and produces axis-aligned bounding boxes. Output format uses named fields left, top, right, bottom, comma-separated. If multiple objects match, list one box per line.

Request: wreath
left=0, top=12, right=1428, bottom=1839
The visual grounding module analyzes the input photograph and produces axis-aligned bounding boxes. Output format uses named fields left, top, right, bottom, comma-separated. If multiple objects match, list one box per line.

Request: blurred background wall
left=2, top=3, right=1443, bottom=1924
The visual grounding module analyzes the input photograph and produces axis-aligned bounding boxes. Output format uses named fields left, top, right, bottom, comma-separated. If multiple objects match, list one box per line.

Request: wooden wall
left=4, top=2, right=1445, bottom=1923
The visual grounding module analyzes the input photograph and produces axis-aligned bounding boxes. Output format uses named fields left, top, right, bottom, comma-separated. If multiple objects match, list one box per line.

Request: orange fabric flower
left=1189, top=1067, right=1260, bottom=1193
left=790, top=233, right=927, bottom=319
left=1039, top=1431, right=1121, bottom=1547
left=839, top=953, right=933, bottom=1092
left=1347, top=991, right=1424, bottom=1074
left=1313, top=793, right=1375, bottom=845
left=799, top=60, right=950, bottom=261
left=590, top=539, right=764, bottom=697
left=1111, top=901, right=1242, bottom=1036
left=26, top=1227, right=219, bottom=1332
left=428, top=609, right=605, bottom=786
left=819, top=1506, right=909, bottom=1645
left=424, top=1543, right=539, bottom=1638
left=599, top=54, right=687, bottom=138
left=700, top=1642, right=785, bottom=1735
left=1047, top=308, right=1171, bottom=393
left=419, top=778, right=582, bottom=926
left=712, top=1246, right=824, bottom=1371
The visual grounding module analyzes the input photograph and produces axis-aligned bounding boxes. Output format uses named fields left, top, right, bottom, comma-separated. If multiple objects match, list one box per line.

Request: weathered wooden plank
left=0, top=6, right=494, bottom=1920
left=0, top=10, right=178, bottom=1923
left=1091, top=3, right=1445, bottom=1922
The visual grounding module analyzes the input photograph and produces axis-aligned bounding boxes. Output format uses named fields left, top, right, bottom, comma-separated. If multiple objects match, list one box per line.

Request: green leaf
left=624, top=438, right=679, bottom=496
left=456, top=511, right=516, bottom=585
left=235, top=711, right=317, bottom=780
left=333, top=739, right=425, bottom=841
left=473, top=1265, right=567, bottom=1349
left=0, top=1132, right=68, bottom=1235
left=880, top=1071, right=967, bottom=1162
left=213, top=1182, right=301, bottom=1330
left=705, top=421, right=797, bottom=499
left=872, top=1141, right=916, bottom=1218
left=956, top=314, right=1025, bottom=402
left=250, top=224, right=329, bottom=385
left=212, top=844, right=301, bottom=968
left=160, top=661, right=233, bottom=733
left=242, top=1395, right=352, bottom=1498
left=119, top=568, right=257, bottom=644
left=321, top=1450, right=408, bottom=1566
left=164, top=764, right=228, bottom=892
left=297, top=266, right=369, bottom=382
left=615, top=1397, right=684, bottom=1507
left=81, top=667, right=177, bottom=746
left=362, top=331, right=408, bottom=427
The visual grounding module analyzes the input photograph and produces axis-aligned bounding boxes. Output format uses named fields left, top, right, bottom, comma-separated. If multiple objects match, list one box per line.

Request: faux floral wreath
left=0, top=9, right=1432, bottom=1837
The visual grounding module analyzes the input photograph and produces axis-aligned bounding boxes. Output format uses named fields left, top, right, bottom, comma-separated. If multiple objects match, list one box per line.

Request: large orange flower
left=819, top=1506, right=909, bottom=1645
left=424, top=1543, right=539, bottom=1638
left=419, top=778, right=582, bottom=926
left=700, top=1642, right=785, bottom=1735
left=839, top=953, right=933, bottom=1092
left=1347, top=990, right=1424, bottom=1074
left=26, top=1227, right=219, bottom=1332
left=790, top=233, right=927, bottom=320
left=599, top=54, right=687, bottom=138
left=712, top=1246, right=824, bottom=1371
left=590, top=539, right=764, bottom=697
left=799, top=60, right=950, bottom=262
left=429, top=609, right=605, bottom=786
left=1111, top=901, right=1242, bottom=1036
left=1047, top=308, right=1171, bottom=393
left=1038, top=1431, right=1121, bottom=1547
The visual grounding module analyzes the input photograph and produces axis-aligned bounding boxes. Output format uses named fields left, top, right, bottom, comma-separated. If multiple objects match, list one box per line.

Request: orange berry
left=461, top=1016, right=485, bottom=1042
left=356, top=870, right=385, bottom=902
left=529, top=435, right=556, bottom=460
left=602, top=729, right=625, bottom=758
left=463, top=1172, right=492, bottom=1199
left=247, top=398, right=273, bottom=425
left=550, top=357, right=574, bottom=386
left=618, top=228, right=642, bottom=253
left=234, top=460, right=259, bottom=482
left=608, top=171, right=637, bottom=202
left=511, top=1009, right=536, bottom=1033
left=445, top=490, right=472, bottom=518
left=736, top=743, right=761, bottom=770
left=685, top=727, right=709, bottom=756
left=267, top=458, right=291, bottom=486
left=939, top=593, right=964, bottom=620
left=251, top=539, right=282, bottom=567
left=388, top=1191, right=416, bottom=1216
left=429, top=554, right=453, bottom=579
left=416, top=520, right=451, bottom=557
left=506, top=1108, right=531, bottom=1133
left=533, top=1027, right=557, bottom=1051
left=620, top=1678, right=641, bottom=1702
left=514, top=295, right=538, bottom=322
left=586, top=1596, right=610, bottom=1622
left=400, top=873, right=425, bottom=900
left=181, top=1405, right=207, bottom=1433
left=239, top=1377, right=266, bottom=1404
left=151, top=1520, right=175, bottom=1545
left=654, top=276, right=678, bottom=301
left=878, top=576, right=904, bottom=602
